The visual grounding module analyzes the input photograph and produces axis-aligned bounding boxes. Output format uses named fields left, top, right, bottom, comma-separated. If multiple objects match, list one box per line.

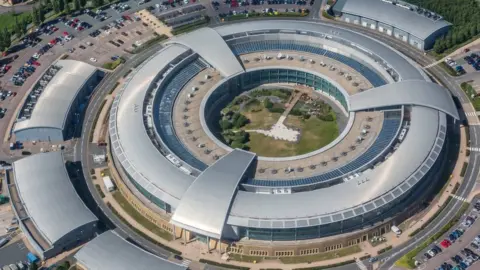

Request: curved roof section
left=74, top=230, right=186, bottom=270
left=171, top=150, right=255, bottom=239
left=12, top=151, right=98, bottom=245
left=110, top=45, right=194, bottom=208
left=167, top=28, right=245, bottom=77
left=349, top=80, right=459, bottom=119
left=214, top=20, right=426, bottom=81
left=14, top=60, right=97, bottom=133
left=331, top=0, right=451, bottom=40
left=228, top=106, right=443, bottom=227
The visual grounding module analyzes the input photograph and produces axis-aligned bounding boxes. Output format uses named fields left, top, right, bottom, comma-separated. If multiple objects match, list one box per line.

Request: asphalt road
left=78, top=42, right=175, bottom=259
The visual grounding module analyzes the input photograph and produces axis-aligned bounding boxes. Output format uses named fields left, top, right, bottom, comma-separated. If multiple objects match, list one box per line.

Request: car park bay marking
left=468, top=147, right=480, bottom=152
left=451, top=195, right=468, bottom=202
left=465, top=112, right=480, bottom=116
left=180, top=260, right=191, bottom=267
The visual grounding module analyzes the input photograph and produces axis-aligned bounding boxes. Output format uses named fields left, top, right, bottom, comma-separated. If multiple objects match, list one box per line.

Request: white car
left=89, top=57, right=97, bottom=62
left=427, top=250, right=436, bottom=257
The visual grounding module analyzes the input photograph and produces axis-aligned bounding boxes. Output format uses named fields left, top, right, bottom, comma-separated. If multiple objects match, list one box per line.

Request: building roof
left=349, top=80, right=459, bottom=119
left=110, top=45, right=194, bottom=209
left=12, top=151, right=98, bottom=245
left=171, top=150, right=256, bottom=239
left=214, top=20, right=427, bottom=81
left=13, top=60, right=97, bottom=134
left=167, top=28, right=245, bottom=77
left=74, top=231, right=186, bottom=270
left=331, top=0, right=451, bottom=40
left=228, top=106, right=444, bottom=227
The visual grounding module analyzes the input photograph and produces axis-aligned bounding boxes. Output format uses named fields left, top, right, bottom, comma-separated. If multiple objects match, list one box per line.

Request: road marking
left=355, top=258, right=368, bottom=270
left=465, top=112, right=480, bottom=116
left=451, top=195, right=468, bottom=202
left=468, top=147, right=480, bottom=152
left=180, top=259, right=191, bottom=267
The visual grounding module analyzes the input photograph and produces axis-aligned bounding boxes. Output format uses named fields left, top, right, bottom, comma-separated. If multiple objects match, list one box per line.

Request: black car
left=424, top=252, right=432, bottom=260
left=117, top=39, right=125, bottom=44
left=471, top=242, right=479, bottom=249
left=79, top=45, right=86, bottom=49
left=452, top=256, right=460, bottom=264
left=432, top=245, right=442, bottom=253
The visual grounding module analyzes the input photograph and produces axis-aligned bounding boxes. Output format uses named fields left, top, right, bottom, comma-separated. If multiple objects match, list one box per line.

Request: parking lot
left=415, top=199, right=480, bottom=270
left=212, top=0, right=313, bottom=17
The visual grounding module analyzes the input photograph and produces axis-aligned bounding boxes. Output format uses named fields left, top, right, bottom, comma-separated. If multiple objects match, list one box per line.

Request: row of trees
left=405, top=0, right=480, bottom=54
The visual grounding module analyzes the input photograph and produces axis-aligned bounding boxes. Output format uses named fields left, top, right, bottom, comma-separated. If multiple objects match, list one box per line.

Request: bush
left=102, top=57, right=125, bottom=70
left=220, top=119, right=233, bottom=130
left=95, top=184, right=105, bottom=198
left=263, top=98, right=273, bottom=109
left=290, top=108, right=303, bottom=116
left=268, top=107, right=285, bottom=113
left=234, top=114, right=248, bottom=128
left=318, top=113, right=334, bottom=121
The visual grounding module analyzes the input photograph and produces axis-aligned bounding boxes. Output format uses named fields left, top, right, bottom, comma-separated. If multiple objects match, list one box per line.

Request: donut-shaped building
left=108, top=20, right=458, bottom=251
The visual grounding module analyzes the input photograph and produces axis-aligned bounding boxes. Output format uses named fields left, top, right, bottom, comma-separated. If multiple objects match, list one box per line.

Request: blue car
left=460, top=262, right=468, bottom=269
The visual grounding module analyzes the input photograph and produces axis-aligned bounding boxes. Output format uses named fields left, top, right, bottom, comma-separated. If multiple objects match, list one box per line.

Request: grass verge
left=106, top=202, right=181, bottom=254
left=112, top=191, right=173, bottom=241
left=102, top=57, right=125, bottom=70
left=230, top=254, right=263, bottom=263
left=128, top=34, right=168, bottom=54
left=461, top=82, right=480, bottom=111
left=199, top=259, right=249, bottom=270
left=280, top=245, right=361, bottom=264
left=409, top=196, right=452, bottom=237
left=172, top=17, right=210, bottom=35
left=437, top=62, right=458, bottom=77
left=89, top=99, right=107, bottom=142
left=0, top=12, right=32, bottom=32
left=396, top=201, right=469, bottom=269
left=95, top=184, right=105, bottom=198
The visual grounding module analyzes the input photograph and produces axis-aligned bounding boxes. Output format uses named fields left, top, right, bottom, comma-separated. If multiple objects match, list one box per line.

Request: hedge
left=460, top=162, right=468, bottom=177
left=108, top=82, right=120, bottom=95
left=377, top=246, right=392, bottom=255
left=95, top=184, right=105, bottom=198
left=106, top=202, right=182, bottom=255
left=199, top=259, right=250, bottom=270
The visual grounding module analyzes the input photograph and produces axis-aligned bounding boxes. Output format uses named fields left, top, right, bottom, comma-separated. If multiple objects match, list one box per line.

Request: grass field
left=112, top=191, right=172, bottom=241
left=248, top=115, right=339, bottom=157
left=0, top=12, right=31, bottom=31
left=243, top=108, right=282, bottom=130
left=280, top=245, right=361, bottom=264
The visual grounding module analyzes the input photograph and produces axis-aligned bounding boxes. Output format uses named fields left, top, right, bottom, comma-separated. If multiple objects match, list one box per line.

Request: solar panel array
left=155, top=59, right=209, bottom=171
left=245, top=113, right=401, bottom=187
left=230, top=40, right=386, bottom=87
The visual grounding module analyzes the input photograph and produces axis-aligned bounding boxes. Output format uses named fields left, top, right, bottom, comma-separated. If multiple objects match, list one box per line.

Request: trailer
left=103, top=176, right=115, bottom=192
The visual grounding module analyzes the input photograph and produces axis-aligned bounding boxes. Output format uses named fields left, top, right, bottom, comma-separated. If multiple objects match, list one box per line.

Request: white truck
left=391, top=225, right=402, bottom=235
left=103, top=176, right=116, bottom=192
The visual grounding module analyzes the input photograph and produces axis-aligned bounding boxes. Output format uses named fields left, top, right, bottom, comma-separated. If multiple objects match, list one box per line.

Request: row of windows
left=325, top=244, right=343, bottom=252
left=275, top=251, right=294, bottom=257
left=299, top=248, right=320, bottom=255
left=250, top=250, right=268, bottom=256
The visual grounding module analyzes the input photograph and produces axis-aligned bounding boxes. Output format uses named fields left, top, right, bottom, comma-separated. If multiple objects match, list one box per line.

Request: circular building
left=108, top=20, right=458, bottom=255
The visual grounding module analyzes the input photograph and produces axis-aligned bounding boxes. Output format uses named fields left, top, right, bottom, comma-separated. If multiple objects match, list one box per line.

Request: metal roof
left=13, top=60, right=97, bottom=133
left=109, top=45, right=194, bottom=209
left=331, top=0, right=451, bottom=40
left=227, top=107, right=443, bottom=227
left=171, top=149, right=256, bottom=239
left=13, top=151, right=98, bottom=245
left=214, top=20, right=427, bottom=81
left=167, top=28, right=245, bottom=77
left=350, top=80, right=459, bottom=119
left=74, top=231, right=186, bottom=270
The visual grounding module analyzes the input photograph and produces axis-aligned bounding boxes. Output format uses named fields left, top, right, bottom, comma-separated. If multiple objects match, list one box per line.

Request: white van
left=391, top=225, right=402, bottom=235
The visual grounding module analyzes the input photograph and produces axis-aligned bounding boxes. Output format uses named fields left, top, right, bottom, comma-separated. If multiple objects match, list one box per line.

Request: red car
left=71, top=23, right=77, bottom=28
left=32, top=61, right=40, bottom=66
left=440, top=239, right=451, bottom=248
left=49, top=39, right=57, bottom=45
left=73, top=18, right=80, bottom=23
left=52, top=26, right=58, bottom=32
left=63, top=31, right=69, bottom=36
left=77, top=26, right=85, bottom=31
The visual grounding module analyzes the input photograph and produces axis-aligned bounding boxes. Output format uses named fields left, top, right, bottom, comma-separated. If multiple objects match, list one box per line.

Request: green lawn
left=247, top=116, right=339, bottom=157
left=112, top=191, right=172, bottom=241
left=280, top=245, right=361, bottom=264
left=0, top=12, right=31, bottom=31
left=243, top=108, right=282, bottom=130
left=230, top=253, right=263, bottom=263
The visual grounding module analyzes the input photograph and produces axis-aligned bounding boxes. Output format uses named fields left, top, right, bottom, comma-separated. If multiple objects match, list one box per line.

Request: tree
left=38, top=6, right=45, bottom=22
left=64, top=0, right=71, bottom=13
left=13, top=17, right=22, bottom=38
left=31, top=7, right=40, bottom=26
left=263, top=98, right=273, bottom=109
left=79, top=0, right=86, bottom=8
left=74, top=0, right=80, bottom=10
left=58, top=0, right=65, bottom=12
left=52, top=0, right=61, bottom=13
left=2, top=28, right=11, bottom=49
left=92, top=0, right=104, bottom=7
left=219, top=119, right=232, bottom=130
left=233, top=114, right=248, bottom=128
left=20, top=18, right=28, bottom=35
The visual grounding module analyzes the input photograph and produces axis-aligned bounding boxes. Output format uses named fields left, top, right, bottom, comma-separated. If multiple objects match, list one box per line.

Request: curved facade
left=109, top=21, right=457, bottom=244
